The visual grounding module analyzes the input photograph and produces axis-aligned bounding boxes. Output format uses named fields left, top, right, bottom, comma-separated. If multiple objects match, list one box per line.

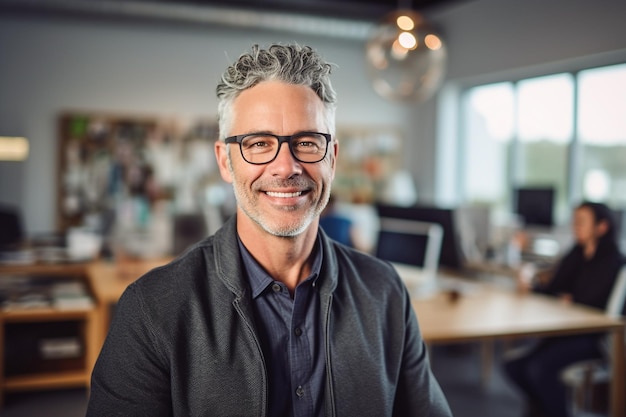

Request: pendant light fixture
left=365, top=4, right=447, bottom=103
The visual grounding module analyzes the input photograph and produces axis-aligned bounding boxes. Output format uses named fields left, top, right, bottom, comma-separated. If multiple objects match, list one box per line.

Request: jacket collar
left=212, top=215, right=340, bottom=299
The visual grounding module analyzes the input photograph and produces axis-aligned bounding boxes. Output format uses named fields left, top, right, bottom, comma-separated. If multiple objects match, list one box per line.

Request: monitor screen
left=0, top=205, right=24, bottom=249
left=375, top=204, right=465, bottom=269
left=514, top=187, right=555, bottom=227
left=376, top=230, right=429, bottom=267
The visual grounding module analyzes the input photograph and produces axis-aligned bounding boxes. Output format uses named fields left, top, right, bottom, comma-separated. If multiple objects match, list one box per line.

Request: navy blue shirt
left=238, top=236, right=325, bottom=417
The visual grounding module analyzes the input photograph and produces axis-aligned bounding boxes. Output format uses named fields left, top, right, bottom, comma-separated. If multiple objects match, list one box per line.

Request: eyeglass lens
left=240, top=133, right=328, bottom=164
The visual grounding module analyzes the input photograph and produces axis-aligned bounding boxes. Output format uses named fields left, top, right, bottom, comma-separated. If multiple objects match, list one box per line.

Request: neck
left=237, top=216, right=319, bottom=292
left=583, top=241, right=598, bottom=259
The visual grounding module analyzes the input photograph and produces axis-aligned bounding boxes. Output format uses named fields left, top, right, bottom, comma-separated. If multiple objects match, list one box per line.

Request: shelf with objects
left=0, top=262, right=98, bottom=407
left=55, top=111, right=226, bottom=259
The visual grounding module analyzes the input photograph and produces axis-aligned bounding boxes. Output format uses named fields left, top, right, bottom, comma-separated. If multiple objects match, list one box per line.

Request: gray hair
left=216, top=43, right=337, bottom=140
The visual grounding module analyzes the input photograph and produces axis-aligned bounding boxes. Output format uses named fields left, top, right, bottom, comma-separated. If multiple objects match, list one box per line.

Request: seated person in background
left=319, top=194, right=369, bottom=252
left=504, top=201, right=625, bottom=417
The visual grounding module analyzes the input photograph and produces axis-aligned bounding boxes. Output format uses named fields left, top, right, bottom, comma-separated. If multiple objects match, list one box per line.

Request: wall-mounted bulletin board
left=56, top=112, right=220, bottom=234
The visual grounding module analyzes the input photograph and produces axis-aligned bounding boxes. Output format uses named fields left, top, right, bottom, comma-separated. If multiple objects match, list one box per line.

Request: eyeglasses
left=224, top=132, right=332, bottom=165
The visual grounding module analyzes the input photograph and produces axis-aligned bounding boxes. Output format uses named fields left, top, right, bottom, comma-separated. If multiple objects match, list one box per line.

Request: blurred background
left=1, top=0, right=626, bottom=415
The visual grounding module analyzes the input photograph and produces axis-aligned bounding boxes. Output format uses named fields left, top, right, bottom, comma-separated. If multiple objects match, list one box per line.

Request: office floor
left=1, top=343, right=530, bottom=417
left=431, top=342, right=526, bottom=417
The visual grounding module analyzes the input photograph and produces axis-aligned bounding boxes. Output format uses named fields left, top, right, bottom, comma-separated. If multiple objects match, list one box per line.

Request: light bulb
left=365, top=10, right=447, bottom=103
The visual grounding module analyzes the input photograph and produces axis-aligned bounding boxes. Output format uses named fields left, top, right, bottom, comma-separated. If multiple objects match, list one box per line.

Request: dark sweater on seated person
left=536, top=237, right=624, bottom=311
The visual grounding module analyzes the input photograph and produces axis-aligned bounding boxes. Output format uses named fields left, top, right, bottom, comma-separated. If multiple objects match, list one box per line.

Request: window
left=462, top=82, right=514, bottom=212
left=460, top=63, right=626, bottom=227
left=516, top=73, right=574, bottom=223
left=577, top=63, right=626, bottom=207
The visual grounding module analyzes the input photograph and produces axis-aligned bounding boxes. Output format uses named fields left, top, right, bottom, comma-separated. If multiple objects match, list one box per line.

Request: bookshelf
left=0, top=258, right=171, bottom=407
left=0, top=263, right=100, bottom=406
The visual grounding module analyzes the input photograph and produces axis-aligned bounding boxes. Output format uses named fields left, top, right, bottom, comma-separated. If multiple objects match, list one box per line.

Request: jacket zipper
left=323, top=294, right=335, bottom=417
left=233, top=298, right=269, bottom=417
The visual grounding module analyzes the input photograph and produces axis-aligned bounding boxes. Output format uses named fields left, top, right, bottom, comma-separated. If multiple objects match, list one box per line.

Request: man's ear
left=215, top=140, right=233, bottom=184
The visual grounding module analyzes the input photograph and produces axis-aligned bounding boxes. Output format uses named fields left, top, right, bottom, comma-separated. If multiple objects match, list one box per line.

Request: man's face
left=215, top=81, right=337, bottom=237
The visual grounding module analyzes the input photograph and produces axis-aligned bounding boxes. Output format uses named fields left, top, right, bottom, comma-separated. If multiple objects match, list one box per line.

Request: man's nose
left=269, top=141, right=302, bottom=176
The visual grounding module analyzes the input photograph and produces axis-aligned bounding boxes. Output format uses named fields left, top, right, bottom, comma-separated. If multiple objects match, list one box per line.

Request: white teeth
left=266, top=191, right=302, bottom=198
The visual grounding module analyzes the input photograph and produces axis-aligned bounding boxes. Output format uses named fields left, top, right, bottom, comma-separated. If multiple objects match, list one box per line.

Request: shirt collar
left=238, top=235, right=323, bottom=299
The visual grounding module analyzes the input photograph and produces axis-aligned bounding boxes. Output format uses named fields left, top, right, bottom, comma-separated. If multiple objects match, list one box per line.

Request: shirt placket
left=289, top=283, right=314, bottom=417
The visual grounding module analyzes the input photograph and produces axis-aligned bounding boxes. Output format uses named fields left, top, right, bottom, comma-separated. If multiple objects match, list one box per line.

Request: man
left=87, top=43, right=452, bottom=417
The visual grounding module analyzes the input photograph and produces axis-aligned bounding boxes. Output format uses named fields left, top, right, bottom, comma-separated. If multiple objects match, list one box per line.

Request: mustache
left=253, top=177, right=315, bottom=190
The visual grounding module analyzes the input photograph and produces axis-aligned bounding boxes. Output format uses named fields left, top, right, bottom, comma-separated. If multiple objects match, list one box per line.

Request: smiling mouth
left=265, top=191, right=303, bottom=198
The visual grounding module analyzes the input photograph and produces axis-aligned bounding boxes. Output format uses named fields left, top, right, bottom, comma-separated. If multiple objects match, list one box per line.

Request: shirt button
left=271, top=283, right=281, bottom=292
left=294, top=327, right=303, bottom=336
left=296, top=386, right=305, bottom=397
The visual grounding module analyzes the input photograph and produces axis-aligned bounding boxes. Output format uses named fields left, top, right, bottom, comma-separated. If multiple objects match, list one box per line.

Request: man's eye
left=243, top=136, right=275, bottom=149
left=293, top=138, right=323, bottom=152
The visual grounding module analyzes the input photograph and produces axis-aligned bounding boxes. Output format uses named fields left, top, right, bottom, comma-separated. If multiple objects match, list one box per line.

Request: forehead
left=575, top=207, right=595, bottom=221
left=230, top=81, right=326, bottom=132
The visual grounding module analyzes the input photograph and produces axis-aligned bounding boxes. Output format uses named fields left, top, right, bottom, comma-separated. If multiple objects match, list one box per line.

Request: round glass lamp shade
left=365, top=10, right=447, bottom=103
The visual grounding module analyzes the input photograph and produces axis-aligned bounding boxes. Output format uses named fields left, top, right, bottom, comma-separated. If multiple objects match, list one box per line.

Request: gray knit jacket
left=87, top=215, right=452, bottom=417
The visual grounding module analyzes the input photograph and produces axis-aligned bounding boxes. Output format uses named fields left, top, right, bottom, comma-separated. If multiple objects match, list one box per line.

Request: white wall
left=434, top=0, right=626, bottom=82
left=2, top=0, right=626, bottom=234
left=0, top=13, right=416, bottom=234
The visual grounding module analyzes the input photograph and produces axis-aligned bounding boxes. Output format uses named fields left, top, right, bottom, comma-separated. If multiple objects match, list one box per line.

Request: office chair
left=560, top=264, right=626, bottom=416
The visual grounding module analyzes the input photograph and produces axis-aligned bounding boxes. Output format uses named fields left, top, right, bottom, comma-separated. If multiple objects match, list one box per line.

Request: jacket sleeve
left=86, top=284, right=173, bottom=417
left=393, top=289, right=453, bottom=417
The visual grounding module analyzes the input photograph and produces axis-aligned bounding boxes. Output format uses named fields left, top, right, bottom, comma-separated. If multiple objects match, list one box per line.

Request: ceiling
left=147, top=0, right=464, bottom=21
left=0, top=0, right=466, bottom=39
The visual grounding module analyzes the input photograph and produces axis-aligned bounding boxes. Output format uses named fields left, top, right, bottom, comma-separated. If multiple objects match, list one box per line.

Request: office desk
left=405, top=269, right=625, bottom=417
left=86, top=257, right=173, bottom=343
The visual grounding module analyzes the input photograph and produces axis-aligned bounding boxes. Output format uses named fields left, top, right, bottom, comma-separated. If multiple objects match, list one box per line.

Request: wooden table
left=406, top=269, right=625, bottom=417
left=86, top=257, right=173, bottom=343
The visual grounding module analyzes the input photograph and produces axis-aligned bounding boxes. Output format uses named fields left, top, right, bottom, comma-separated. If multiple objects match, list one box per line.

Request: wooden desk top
left=0, top=258, right=172, bottom=306
left=407, top=269, right=626, bottom=417
left=4, top=260, right=622, bottom=342
left=86, top=258, right=173, bottom=304
left=0, top=262, right=88, bottom=277
left=411, top=276, right=625, bottom=344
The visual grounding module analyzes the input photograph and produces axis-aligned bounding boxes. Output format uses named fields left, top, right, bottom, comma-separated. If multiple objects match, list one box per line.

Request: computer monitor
left=375, top=203, right=466, bottom=269
left=514, top=187, right=555, bottom=227
left=455, top=204, right=492, bottom=262
left=375, top=217, right=443, bottom=298
left=375, top=218, right=443, bottom=270
left=0, top=204, right=24, bottom=249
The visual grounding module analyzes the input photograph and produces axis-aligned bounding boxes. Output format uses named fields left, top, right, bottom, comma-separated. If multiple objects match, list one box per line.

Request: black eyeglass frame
left=224, top=132, right=332, bottom=165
